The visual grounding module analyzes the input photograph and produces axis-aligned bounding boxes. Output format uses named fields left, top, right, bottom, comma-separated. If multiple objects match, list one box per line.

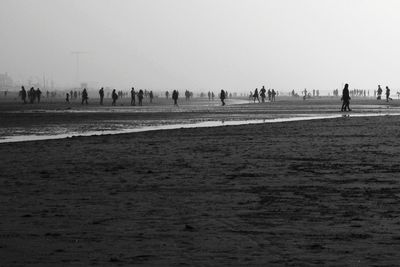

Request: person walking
left=253, top=88, right=260, bottom=103
left=81, top=88, right=89, bottom=105
left=341, top=83, right=351, bottom=111
left=112, top=89, right=118, bottom=106
left=260, top=86, right=266, bottom=103
left=131, top=87, right=136, bottom=105
left=386, top=86, right=392, bottom=102
left=99, top=87, right=104, bottom=105
left=20, top=86, right=27, bottom=104
left=172, top=90, right=179, bottom=106
left=220, top=89, right=226, bottom=106
left=138, top=89, right=144, bottom=106
left=377, top=85, right=383, bottom=100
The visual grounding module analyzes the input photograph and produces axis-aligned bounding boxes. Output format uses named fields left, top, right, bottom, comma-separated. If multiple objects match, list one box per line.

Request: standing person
left=172, top=90, right=179, bottom=106
left=29, top=87, right=35, bottom=104
left=253, top=88, right=260, bottom=103
left=99, top=87, right=104, bottom=105
left=131, top=87, right=136, bottom=105
left=208, top=91, right=211, bottom=101
left=20, top=86, right=27, bottom=104
left=341, top=83, right=351, bottom=111
left=386, top=86, right=392, bottom=102
left=81, top=88, right=89, bottom=105
left=138, top=89, right=144, bottom=106
left=149, top=91, right=154, bottom=103
left=36, top=88, right=42, bottom=103
left=66, top=93, right=70, bottom=103
left=211, top=92, right=215, bottom=101
left=112, top=89, right=118, bottom=106
left=377, top=85, right=383, bottom=100
left=220, top=89, right=226, bottom=106
left=260, top=86, right=266, bottom=103
left=271, top=89, right=276, bottom=102
left=165, top=91, right=169, bottom=99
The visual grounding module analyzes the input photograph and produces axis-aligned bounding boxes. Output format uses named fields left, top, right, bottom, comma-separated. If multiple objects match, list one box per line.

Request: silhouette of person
left=66, top=93, right=70, bottom=103
left=29, top=87, right=35, bottom=104
left=112, top=89, right=118, bottom=106
left=99, top=87, right=104, bottom=105
left=131, top=87, right=136, bottom=105
left=271, top=89, right=276, bottom=102
left=220, top=89, right=226, bottom=106
left=20, top=86, right=27, bottom=104
left=165, top=91, right=169, bottom=99
left=211, top=92, right=215, bottom=100
left=260, top=86, right=266, bottom=103
left=138, top=89, right=144, bottom=106
left=172, top=90, right=179, bottom=105
left=149, top=91, right=154, bottom=103
left=377, top=85, right=382, bottom=100
left=81, top=88, right=89, bottom=105
left=36, top=88, right=42, bottom=103
left=253, top=88, right=260, bottom=103
left=341, top=83, right=351, bottom=111
left=386, top=86, right=392, bottom=102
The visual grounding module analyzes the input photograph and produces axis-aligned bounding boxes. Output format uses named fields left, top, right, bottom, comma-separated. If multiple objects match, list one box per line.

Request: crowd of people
left=17, top=84, right=396, bottom=110
left=18, top=86, right=42, bottom=104
left=249, top=86, right=277, bottom=103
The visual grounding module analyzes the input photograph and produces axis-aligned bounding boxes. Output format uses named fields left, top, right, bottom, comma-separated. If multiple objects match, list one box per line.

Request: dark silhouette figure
left=131, top=87, right=136, bottom=105
left=172, top=90, right=179, bottom=106
left=36, top=88, right=42, bottom=103
left=149, top=91, right=154, bottom=103
left=303, top=88, right=307, bottom=100
left=20, top=86, right=27, bottom=104
left=253, top=88, right=260, bottom=103
left=99, top=87, right=104, bottom=105
left=112, top=89, right=118, bottom=106
left=66, top=93, right=70, bottom=103
left=260, top=86, right=266, bottom=103
left=81, top=88, right=89, bottom=105
left=271, top=89, right=276, bottom=102
left=138, top=89, right=144, bottom=106
left=386, top=86, right=392, bottom=102
left=220, top=89, right=226, bottom=106
left=165, top=91, right=169, bottom=99
left=377, top=85, right=383, bottom=100
left=208, top=91, right=211, bottom=101
left=341, top=83, right=351, bottom=111
left=29, top=87, right=35, bottom=104
left=211, top=92, right=215, bottom=100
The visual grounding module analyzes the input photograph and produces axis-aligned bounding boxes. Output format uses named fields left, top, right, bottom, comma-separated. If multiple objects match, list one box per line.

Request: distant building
left=0, top=73, right=13, bottom=89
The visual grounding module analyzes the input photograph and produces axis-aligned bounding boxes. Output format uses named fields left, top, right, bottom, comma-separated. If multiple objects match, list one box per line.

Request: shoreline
left=1, top=112, right=399, bottom=144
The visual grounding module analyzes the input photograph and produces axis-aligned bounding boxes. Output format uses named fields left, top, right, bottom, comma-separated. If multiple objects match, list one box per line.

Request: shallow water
left=1, top=112, right=398, bottom=143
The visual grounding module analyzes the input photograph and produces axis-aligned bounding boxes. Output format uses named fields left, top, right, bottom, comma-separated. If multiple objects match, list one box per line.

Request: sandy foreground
left=1, top=100, right=400, bottom=265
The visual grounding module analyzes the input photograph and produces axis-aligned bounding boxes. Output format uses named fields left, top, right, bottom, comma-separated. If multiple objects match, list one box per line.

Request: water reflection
left=0, top=112, right=398, bottom=143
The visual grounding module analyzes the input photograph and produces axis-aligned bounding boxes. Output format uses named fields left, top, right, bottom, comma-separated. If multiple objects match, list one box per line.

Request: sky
left=1, top=0, right=400, bottom=93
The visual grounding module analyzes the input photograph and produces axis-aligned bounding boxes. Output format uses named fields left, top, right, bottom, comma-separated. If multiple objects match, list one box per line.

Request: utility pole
left=71, top=51, right=88, bottom=85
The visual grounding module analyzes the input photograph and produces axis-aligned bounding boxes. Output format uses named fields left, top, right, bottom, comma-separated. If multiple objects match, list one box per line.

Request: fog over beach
left=2, top=0, right=400, bottom=91
left=2, top=1, right=400, bottom=266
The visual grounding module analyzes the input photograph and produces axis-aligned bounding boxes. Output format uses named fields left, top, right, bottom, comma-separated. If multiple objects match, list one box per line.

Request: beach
left=1, top=98, right=400, bottom=265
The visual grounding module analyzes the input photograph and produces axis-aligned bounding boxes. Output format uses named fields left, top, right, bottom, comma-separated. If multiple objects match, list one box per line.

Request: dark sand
left=1, top=98, right=400, bottom=265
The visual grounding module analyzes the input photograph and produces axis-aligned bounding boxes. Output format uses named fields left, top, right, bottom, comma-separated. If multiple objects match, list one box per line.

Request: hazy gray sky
left=1, top=0, right=400, bottom=92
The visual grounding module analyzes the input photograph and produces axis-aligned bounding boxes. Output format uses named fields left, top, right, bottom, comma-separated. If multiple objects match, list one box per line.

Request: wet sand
left=1, top=101, right=400, bottom=265
left=1, top=97, right=399, bottom=142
